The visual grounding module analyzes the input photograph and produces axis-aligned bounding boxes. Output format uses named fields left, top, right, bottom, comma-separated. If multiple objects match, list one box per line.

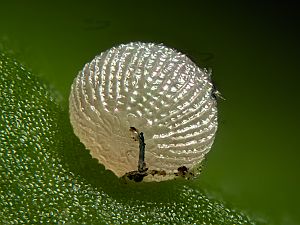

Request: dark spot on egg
left=123, top=170, right=148, bottom=182
left=174, top=166, right=189, bottom=177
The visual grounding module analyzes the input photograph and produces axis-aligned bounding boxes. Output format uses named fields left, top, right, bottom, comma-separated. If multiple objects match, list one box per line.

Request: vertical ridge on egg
left=69, top=42, right=218, bottom=182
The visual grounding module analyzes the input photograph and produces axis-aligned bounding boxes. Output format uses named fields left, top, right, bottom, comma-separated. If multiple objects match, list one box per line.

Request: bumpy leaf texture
left=0, top=52, right=256, bottom=224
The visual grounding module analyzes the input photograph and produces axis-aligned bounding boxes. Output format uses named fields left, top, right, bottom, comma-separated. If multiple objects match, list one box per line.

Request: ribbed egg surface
left=69, top=42, right=218, bottom=182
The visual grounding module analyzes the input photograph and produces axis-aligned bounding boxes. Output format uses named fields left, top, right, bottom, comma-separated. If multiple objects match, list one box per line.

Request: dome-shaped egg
left=69, top=42, right=218, bottom=182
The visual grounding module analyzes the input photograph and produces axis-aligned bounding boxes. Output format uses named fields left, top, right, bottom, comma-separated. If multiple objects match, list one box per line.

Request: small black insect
left=211, top=82, right=225, bottom=100
left=123, top=127, right=148, bottom=182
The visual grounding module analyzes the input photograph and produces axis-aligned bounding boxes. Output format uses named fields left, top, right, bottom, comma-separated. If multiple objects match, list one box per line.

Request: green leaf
left=0, top=52, right=257, bottom=224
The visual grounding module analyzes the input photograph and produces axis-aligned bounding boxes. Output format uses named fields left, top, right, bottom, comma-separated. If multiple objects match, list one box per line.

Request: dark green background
left=1, top=1, right=299, bottom=224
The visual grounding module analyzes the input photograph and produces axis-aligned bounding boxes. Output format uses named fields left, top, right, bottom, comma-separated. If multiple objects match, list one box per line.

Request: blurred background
left=0, top=1, right=299, bottom=224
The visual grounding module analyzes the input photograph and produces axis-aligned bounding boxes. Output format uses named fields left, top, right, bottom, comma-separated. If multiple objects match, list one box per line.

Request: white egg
left=69, top=42, right=218, bottom=182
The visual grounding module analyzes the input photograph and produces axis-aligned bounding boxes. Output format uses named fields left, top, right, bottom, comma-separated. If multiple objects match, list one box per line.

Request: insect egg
left=69, top=42, right=218, bottom=182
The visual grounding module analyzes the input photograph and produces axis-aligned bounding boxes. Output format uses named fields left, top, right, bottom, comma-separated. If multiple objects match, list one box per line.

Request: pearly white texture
left=69, top=42, right=218, bottom=182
